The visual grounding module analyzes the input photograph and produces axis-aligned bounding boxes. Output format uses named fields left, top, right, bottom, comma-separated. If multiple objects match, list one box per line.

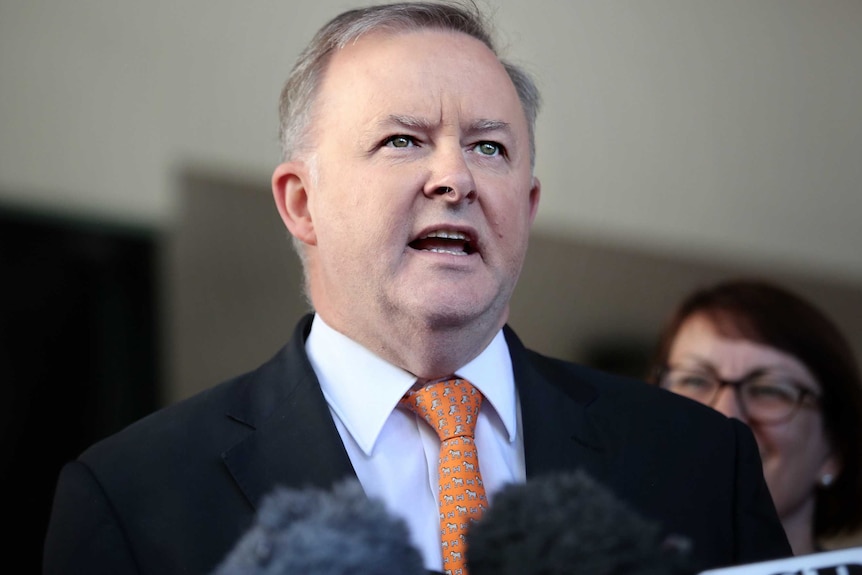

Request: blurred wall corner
left=161, top=167, right=309, bottom=404
left=0, top=203, right=161, bottom=570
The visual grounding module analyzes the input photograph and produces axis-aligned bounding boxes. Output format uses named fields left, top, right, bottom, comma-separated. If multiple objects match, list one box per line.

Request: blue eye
left=474, top=141, right=502, bottom=156
left=384, top=135, right=416, bottom=148
left=678, top=374, right=713, bottom=389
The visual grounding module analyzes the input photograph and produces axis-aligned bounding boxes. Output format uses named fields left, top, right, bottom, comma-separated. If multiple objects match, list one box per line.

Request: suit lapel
left=220, top=318, right=615, bottom=509
left=505, top=326, right=611, bottom=483
left=221, top=315, right=356, bottom=509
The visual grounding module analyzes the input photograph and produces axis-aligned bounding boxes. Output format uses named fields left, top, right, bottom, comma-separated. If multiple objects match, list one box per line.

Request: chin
left=425, top=298, right=507, bottom=332
left=418, top=303, right=480, bottom=324
left=401, top=298, right=484, bottom=327
left=388, top=278, right=506, bottom=326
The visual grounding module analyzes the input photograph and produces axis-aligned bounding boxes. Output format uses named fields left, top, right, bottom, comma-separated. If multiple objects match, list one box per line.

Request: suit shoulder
left=77, top=340, right=296, bottom=473
left=522, top=345, right=732, bottom=430
left=80, top=316, right=315, bottom=466
left=78, top=372, right=241, bottom=468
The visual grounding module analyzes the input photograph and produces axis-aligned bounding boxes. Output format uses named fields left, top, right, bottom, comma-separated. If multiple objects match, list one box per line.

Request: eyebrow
left=465, top=119, right=513, bottom=139
left=381, top=114, right=432, bottom=131
left=673, top=359, right=806, bottom=383
left=380, top=114, right=513, bottom=138
left=672, top=357, right=720, bottom=374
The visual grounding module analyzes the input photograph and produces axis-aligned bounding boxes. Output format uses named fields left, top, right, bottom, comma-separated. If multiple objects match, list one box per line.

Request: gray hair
left=277, top=1, right=541, bottom=166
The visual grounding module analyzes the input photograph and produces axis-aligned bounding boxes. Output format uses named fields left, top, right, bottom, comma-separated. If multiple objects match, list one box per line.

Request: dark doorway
left=0, top=207, right=161, bottom=572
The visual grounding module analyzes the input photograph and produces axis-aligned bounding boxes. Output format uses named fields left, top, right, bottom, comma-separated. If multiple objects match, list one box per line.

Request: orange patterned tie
left=401, top=378, right=487, bottom=575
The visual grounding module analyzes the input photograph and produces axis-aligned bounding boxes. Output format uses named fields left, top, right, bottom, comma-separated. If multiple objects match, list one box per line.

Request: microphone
left=211, top=479, right=426, bottom=575
left=466, top=469, right=696, bottom=575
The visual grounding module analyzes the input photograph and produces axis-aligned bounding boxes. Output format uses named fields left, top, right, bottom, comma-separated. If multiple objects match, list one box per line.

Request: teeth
left=410, top=229, right=473, bottom=256
left=428, top=248, right=468, bottom=256
left=423, top=230, right=467, bottom=240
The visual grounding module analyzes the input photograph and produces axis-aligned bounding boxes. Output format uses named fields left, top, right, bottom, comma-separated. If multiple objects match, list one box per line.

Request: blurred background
left=2, top=0, right=861, bottom=568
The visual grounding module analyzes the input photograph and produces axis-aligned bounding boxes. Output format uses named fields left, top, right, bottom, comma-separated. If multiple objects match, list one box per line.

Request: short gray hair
left=277, top=1, right=541, bottom=166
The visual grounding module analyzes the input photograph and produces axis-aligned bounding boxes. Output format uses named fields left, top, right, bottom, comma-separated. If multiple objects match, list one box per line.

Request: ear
left=272, top=161, right=317, bottom=246
left=527, top=176, right=541, bottom=225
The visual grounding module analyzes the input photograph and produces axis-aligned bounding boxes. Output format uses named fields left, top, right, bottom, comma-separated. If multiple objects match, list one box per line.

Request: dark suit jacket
left=43, top=315, right=791, bottom=574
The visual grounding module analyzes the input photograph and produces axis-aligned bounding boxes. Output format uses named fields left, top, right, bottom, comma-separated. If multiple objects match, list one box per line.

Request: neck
left=318, top=307, right=506, bottom=380
left=780, top=498, right=818, bottom=556
left=387, top=322, right=502, bottom=379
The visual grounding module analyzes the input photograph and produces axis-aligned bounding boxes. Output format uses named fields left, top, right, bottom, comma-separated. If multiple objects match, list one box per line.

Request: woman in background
left=649, top=279, right=862, bottom=555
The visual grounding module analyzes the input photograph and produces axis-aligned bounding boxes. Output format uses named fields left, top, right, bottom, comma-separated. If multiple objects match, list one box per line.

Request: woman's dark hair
left=648, top=278, right=862, bottom=539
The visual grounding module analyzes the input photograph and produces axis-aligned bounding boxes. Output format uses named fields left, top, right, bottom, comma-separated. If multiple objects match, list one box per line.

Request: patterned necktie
left=400, top=378, right=487, bottom=575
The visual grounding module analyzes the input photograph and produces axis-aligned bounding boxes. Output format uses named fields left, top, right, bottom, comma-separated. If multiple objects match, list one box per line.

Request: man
left=43, top=2, right=792, bottom=574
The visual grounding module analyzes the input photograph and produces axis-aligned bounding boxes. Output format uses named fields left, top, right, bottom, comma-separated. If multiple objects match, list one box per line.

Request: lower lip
left=409, top=248, right=480, bottom=261
left=420, top=248, right=471, bottom=256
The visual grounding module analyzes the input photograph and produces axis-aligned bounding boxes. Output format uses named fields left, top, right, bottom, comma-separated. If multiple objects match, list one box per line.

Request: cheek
left=482, top=186, right=533, bottom=233
left=749, top=424, right=787, bottom=462
left=754, top=415, right=828, bottom=470
left=316, top=169, right=401, bottom=229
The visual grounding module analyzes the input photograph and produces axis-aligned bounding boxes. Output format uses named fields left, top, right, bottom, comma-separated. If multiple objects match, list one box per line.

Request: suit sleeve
left=730, top=419, right=793, bottom=563
left=43, top=461, right=139, bottom=575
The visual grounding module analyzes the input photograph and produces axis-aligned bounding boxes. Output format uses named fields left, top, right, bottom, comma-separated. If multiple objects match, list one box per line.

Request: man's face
left=295, top=28, right=539, bottom=348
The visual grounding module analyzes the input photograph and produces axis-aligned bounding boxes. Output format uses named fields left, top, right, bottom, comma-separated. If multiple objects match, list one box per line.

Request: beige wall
left=2, top=1, right=862, bottom=284
left=165, top=171, right=862, bottom=402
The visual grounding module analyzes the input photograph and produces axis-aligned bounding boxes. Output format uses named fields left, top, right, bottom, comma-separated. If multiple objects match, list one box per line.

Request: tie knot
left=400, top=378, right=482, bottom=441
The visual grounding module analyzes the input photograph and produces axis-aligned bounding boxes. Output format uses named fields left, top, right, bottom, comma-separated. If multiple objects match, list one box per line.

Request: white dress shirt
left=305, top=314, right=526, bottom=572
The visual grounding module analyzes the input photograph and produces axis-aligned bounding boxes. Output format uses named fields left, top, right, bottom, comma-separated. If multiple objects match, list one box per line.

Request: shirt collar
left=305, top=314, right=518, bottom=455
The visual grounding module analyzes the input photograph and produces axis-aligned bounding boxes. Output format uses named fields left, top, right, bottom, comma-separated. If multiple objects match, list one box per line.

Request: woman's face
left=666, top=313, right=839, bottom=521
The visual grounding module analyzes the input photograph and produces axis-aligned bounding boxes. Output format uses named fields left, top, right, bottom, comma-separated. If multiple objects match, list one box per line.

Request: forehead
left=670, top=314, right=819, bottom=385
left=316, top=28, right=527, bottom=132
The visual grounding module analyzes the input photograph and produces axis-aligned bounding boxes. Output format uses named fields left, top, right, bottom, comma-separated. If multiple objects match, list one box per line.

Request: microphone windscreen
left=212, top=479, right=426, bottom=575
left=466, top=469, right=695, bottom=575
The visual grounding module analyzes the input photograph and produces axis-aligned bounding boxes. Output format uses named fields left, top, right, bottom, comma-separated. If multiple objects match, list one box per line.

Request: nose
left=711, top=387, right=746, bottom=421
left=423, top=145, right=477, bottom=204
left=429, top=185, right=477, bottom=204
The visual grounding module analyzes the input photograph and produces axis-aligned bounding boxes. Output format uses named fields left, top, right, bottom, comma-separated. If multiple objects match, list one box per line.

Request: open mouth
left=408, top=230, right=476, bottom=256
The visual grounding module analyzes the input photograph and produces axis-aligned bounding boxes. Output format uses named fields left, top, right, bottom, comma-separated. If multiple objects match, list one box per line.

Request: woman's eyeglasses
left=657, top=366, right=820, bottom=424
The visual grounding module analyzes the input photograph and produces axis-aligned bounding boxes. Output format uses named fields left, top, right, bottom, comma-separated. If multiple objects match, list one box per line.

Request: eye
left=473, top=141, right=503, bottom=157
left=384, top=135, right=416, bottom=149
left=664, top=370, right=714, bottom=391
left=744, top=377, right=800, bottom=406
left=660, top=369, right=716, bottom=401
left=678, top=374, right=712, bottom=389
